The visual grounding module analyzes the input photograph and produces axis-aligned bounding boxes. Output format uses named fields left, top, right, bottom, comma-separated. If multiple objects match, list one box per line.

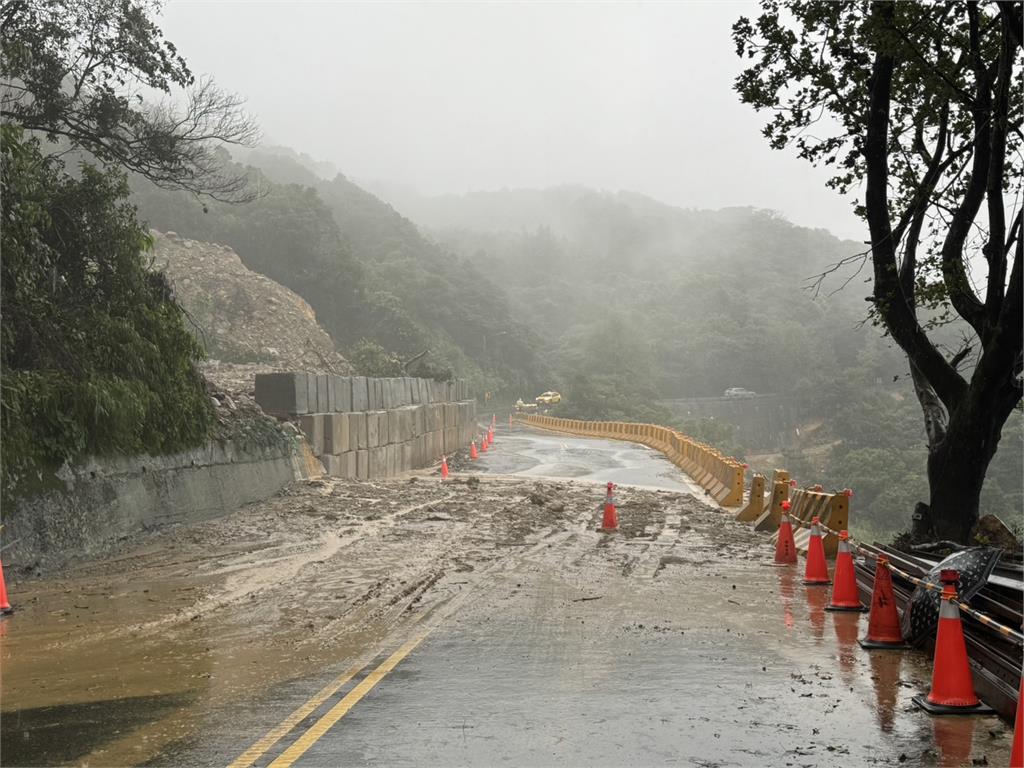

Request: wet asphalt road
left=4, top=423, right=1016, bottom=767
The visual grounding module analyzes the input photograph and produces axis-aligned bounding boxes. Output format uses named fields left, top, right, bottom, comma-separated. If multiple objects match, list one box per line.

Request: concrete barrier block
left=335, top=376, right=353, bottom=412
left=352, top=412, right=368, bottom=449
left=347, top=413, right=359, bottom=451
left=401, top=441, right=413, bottom=472
left=322, top=453, right=342, bottom=476
left=323, top=413, right=350, bottom=455
left=325, top=451, right=357, bottom=479
left=305, top=374, right=318, bottom=413
left=351, top=377, right=369, bottom=412
left=254, top=372, right=310, bottom=416
left=367, top=411, right=381, bottom=447
left=356, top=450, right=368, bottom=479
left=368, top=446, right=387, bottom=477
left=316, top=374, right=330, bottom=413
left=382, top=379, right=394, bottom=410
left=385, top=444, right=397, bottom=476
left=324, top=453, right=356, bottom=477
left=327, top=376, right=338, bottom=412
left=388, top=409, right=401, bottom=446
left=378, top=410, right=391, bottom=445
left=299, top=414, right=324, bottom=455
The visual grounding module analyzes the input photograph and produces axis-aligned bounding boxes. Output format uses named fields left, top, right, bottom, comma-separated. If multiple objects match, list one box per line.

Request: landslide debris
left=149, top=230, right=351, bottom=373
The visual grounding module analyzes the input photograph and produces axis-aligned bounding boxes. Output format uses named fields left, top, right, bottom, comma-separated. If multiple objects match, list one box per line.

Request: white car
left=724, top=387, right=756, bottom=398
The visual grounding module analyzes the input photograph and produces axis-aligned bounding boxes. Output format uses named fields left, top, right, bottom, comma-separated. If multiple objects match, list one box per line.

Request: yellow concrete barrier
left=753, top=478, right=791, bottom=532
left=735, top=474, right=765, bottom=522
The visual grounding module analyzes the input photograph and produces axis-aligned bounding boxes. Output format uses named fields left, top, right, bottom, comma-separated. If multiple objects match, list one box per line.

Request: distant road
left=657, top=394, right=806, bottom=451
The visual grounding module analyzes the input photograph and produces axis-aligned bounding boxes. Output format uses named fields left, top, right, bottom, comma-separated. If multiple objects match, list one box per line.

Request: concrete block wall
left=256, top=373, right=475, bottom=480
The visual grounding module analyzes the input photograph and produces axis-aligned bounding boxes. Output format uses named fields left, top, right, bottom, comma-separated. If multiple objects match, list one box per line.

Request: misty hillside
left=129, top=146, right=1020, bottom=536
left=130, top=149, right=545, bottom=396
left=369, top=184, right=881, bottom=398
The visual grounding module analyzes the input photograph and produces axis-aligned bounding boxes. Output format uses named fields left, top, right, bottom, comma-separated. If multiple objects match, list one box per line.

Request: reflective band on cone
left=858, top=555, right=911, bottom=649
left=912, top=569, right=994, bottom=715
left=826, top=531, right=867, bottom=612
left=803, top=516, right=830, bottom=585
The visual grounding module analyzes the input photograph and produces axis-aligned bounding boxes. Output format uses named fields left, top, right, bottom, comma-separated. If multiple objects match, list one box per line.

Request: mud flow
left=2, top=431, right=1014, bottom=766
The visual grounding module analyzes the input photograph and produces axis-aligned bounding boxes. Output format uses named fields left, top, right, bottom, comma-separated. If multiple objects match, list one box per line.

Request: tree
left=734, top=1, right=1023, bottom=542
left=1, top=125, right=212, bottom=493
left=1, top=0, right=258, bottom=200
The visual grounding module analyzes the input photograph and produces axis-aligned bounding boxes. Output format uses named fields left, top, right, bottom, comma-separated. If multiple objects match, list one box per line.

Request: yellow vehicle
left=535, top=391, right=562, bottom=406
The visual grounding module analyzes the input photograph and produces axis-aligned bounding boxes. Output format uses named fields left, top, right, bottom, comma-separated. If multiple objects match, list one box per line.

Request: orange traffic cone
left=508, top=413, right=513, bottom=428
left=1011, top=676, right=1022, bottom=768
left=803, top=516, right=830, bottom=586
left=440, top=455, right=449, bottom=480
left=826, top=531, right=866, bottom=612
left=600, top=482, right=618, bottom=531
left=480, top=435, right=489, bottom=453
left=774, top=500, right=797, bottom=565
left=487, top=426, right=494, bottom=446
left=912, top=569, right=993, bottom=715
left=491, top=414, right=496, bottom=427
left=859, top=555, right=910, bottom=649
left=0, top=560, right=12, bottom=615
left=470, top=440, right=478, bottom=460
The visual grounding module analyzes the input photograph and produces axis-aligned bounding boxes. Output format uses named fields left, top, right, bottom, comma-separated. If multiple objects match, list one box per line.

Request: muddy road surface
left=1, top=424, right=1015, bottom=766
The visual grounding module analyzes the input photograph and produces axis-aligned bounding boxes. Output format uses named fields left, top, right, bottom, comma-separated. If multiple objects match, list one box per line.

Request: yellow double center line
left=228, top=630, right=429, bottom=768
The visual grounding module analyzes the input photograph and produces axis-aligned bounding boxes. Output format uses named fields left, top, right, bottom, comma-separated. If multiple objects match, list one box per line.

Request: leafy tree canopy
left=1, top=0, right=258, bottom=199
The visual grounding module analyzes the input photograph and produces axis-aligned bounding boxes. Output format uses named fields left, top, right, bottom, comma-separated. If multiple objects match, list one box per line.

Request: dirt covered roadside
left=0, top=474, right=749, bottom=767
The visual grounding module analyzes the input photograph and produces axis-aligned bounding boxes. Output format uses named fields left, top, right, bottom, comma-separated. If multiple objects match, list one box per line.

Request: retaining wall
left=4, top=437, right=315, bottom=572
left=256, top=373, right=476, bottom=479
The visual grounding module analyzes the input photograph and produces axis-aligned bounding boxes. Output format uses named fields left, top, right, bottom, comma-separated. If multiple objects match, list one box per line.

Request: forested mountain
left=130, top=150, right=1020, bottom=537
left=374, top=185, right=893, bottom=398
left=130, top=149, right=545, bottom=397
left=369, top=185, right=1022, bottom=538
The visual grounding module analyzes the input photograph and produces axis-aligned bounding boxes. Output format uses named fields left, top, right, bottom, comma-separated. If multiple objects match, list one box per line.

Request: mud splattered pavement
left=1, top=429, right=1015, bottom=767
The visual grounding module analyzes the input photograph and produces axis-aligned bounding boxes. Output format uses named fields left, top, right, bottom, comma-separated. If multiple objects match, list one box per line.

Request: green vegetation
left=1, top=126, right=211, bottom=495
left=130, top=148, right=548, bottom=397
left=0, top=0, right=254, bottom=498
left=402, top=186, right=1021, bottom=539
left=733, top=2, right=1022, bottom=542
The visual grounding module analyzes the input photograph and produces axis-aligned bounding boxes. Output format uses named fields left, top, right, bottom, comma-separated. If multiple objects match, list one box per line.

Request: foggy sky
left=161, top=1, right=864, bottom=240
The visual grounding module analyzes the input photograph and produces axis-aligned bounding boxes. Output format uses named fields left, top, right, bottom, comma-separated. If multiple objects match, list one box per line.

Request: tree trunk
left=915, top=381, right=1015, bottom=542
